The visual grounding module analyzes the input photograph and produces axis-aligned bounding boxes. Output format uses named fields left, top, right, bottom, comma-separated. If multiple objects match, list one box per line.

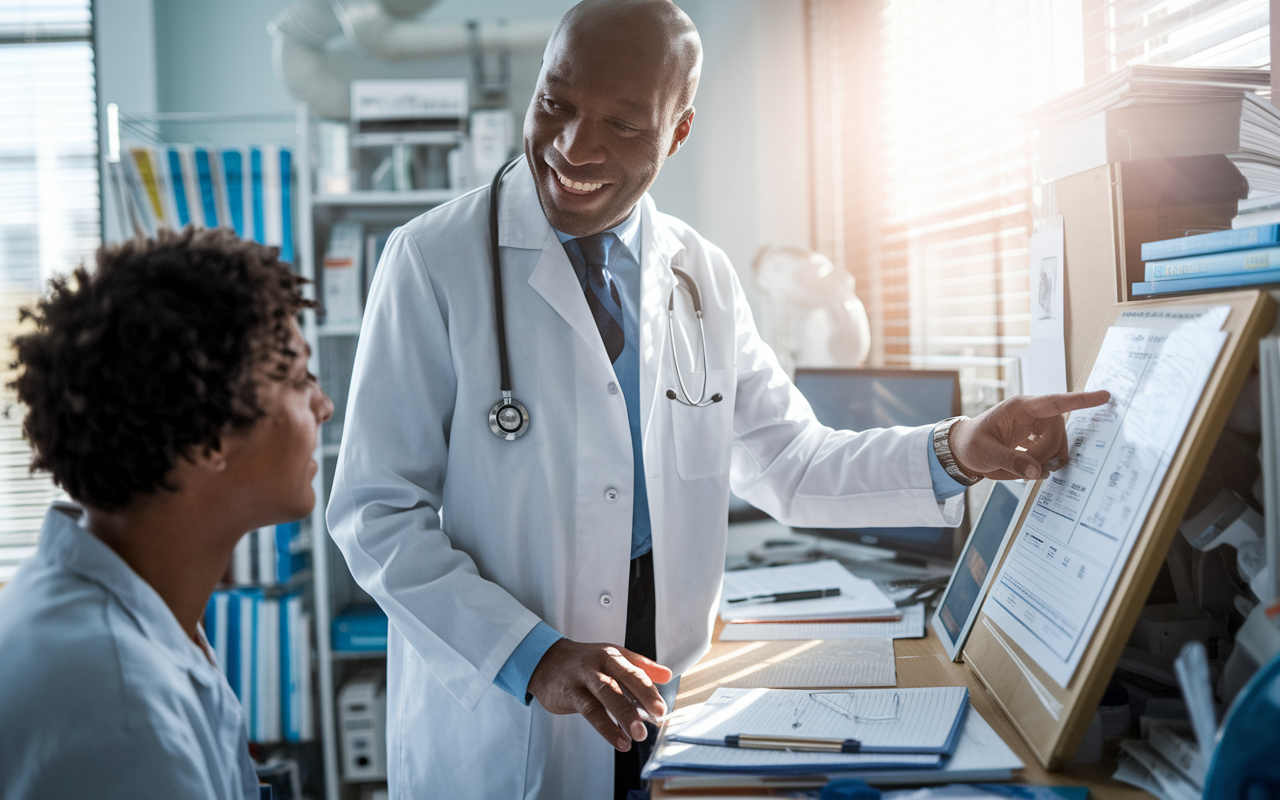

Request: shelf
left=312, top=189, right=461, bottom=207
left=318, top=323, right=361, bottom=337
left=332, top=650, right=387, bottom=660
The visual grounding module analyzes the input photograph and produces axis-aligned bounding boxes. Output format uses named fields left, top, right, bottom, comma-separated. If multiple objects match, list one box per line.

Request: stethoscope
left=486, top=157, right=722, bottom=441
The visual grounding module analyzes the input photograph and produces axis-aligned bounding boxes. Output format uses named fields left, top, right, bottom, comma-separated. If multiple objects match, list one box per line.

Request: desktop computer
left=790, top=367, right=963, bottom=571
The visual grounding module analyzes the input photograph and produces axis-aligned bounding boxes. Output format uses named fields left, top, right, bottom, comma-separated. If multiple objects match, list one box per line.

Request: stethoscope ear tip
left=666, top=389, right=678, bottom=400
left=712, top=393, right=723, bottom=403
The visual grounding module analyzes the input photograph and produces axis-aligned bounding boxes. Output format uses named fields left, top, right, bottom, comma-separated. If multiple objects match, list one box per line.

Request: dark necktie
left=575, top=232, right=625, bottom=364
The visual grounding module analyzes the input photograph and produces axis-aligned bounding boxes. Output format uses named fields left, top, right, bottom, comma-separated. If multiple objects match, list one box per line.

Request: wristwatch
left=932, top=416, right=983, bottom=487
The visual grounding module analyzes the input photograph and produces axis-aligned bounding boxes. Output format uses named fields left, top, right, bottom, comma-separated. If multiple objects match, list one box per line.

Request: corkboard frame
left=963, top=289, right=1277, bottom=770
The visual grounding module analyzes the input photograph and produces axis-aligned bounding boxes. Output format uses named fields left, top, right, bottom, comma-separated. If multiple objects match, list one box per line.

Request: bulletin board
left=962, top=289, right=1277, bottom=770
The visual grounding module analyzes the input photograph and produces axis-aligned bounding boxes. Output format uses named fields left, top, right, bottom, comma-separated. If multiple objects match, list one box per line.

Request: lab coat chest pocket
left=670, top=367, right=736, bottom=480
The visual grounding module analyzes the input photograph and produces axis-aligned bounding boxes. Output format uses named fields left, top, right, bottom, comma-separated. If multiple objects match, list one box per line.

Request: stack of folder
left=117, top=144, right=295, bottom=262
left=1131, top=224, right=1280, bottom=296
left=643, top=686, right=1023, bottom=789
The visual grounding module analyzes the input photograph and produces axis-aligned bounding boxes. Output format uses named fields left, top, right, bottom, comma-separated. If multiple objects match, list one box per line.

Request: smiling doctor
left=326, top=1, right=1108, bottom=798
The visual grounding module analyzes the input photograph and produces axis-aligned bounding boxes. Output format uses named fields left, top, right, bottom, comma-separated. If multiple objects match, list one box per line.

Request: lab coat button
left=608, top=382, right=619, bottom=394
left=600, top=594, right=613, bottom=607
left=605, top=488, right=619, bottom=502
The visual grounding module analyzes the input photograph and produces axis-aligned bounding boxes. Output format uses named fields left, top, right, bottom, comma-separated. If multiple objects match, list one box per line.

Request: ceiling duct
left=268, top=0, right=556, bottom=120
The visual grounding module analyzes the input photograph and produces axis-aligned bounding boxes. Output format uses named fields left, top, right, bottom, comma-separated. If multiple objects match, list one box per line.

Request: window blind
left=1084, top=0, right=1269, bottom=81
left=872, top=0, right=1082, bottom=412
left=0, top=0, right=98, bottom=584
left=811, top=0, right=1265, bottom=415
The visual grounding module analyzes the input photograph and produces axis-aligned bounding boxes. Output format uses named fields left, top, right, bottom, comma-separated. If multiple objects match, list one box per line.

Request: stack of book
left=1131, top=224, right=1280, bottom=296
left=204, top=588, right=313, bottom=743
left=1027, top=65, right=1279, bottom=190
left=230, top=520, right=308, bottom=587
left=116, top=144, right=295, bottom=262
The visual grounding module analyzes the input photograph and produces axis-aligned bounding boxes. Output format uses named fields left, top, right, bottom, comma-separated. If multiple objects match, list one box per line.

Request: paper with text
left=984, top=308, right=1229, bottom=687
left=721, top=638, right=896, bottom=688
left=720, top=603, right=925, bottom=641
left=721, top=560, right=896, bottom=621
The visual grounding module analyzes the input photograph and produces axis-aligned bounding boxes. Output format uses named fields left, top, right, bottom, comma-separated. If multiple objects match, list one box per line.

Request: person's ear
left=668, top=107, right=695, bottom=157
left=188, top=440, right=229, bottom=474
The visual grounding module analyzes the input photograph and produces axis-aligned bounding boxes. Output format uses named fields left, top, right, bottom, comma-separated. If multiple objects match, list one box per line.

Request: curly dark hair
left=11, top=227, right=315, bottom=511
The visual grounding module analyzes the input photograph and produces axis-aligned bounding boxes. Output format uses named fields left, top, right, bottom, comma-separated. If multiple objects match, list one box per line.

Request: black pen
left=726, top=588, right=842, bottom=605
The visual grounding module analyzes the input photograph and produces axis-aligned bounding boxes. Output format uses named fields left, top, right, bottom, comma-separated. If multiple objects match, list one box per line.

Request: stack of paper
left=1025, top=66, right=1280, bottom=191
left=644, top=687, right=1024, bottom=787
left=721, top=560, right=897, bottom=622
left=1025, top=65, right=1270, bottom=131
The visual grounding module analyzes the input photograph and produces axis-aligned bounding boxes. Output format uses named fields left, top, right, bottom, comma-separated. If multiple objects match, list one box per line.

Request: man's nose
left=316, top=388, right=335, bottom=424
left=556, top=117, right=606, bottom=166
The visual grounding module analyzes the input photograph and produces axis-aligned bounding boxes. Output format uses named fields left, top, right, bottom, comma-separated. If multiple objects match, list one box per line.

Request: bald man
left=328, top=2, right=1108, bottom=798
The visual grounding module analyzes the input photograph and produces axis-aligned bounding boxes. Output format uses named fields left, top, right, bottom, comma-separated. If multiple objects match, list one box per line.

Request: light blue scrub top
left=0, top=503, right=259, bottom=800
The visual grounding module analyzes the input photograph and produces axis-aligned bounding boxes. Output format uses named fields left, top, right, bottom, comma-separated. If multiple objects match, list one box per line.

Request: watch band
left=933, top=416, right=983, bottom=487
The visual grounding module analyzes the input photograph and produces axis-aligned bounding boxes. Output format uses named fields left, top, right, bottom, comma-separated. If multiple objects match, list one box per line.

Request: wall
left=95, top=0, right=813, bottom=322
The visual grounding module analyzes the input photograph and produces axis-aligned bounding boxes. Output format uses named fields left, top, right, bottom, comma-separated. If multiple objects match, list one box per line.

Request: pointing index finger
left=1023, top=389, right=1110, bottom=419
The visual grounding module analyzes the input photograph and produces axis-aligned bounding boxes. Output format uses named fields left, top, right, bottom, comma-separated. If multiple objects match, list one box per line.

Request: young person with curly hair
left=0, top=227, right=333, bottom=800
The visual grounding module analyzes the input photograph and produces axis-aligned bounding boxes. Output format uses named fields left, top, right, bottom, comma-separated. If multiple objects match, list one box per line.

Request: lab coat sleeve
left=327, top=229, right=544, bottom=712
left=721, top=257, right=966, bottom=529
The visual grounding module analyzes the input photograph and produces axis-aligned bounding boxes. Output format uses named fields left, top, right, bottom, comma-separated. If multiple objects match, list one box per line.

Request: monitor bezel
left=791, top=367, right=964, bottom=564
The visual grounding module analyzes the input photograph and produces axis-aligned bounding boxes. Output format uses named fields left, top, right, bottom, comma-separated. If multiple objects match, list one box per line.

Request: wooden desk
left=652, top=621, right=1151, bottom=798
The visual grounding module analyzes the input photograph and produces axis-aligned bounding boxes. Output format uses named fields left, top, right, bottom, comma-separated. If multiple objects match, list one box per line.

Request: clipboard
left=962, top=289, right=1277, bottom=770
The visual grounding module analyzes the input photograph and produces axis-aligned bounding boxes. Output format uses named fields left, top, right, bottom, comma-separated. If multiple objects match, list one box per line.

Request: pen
left=725, top=734, right=863, bottom=753
left=726, top=587, right=842, bottom=604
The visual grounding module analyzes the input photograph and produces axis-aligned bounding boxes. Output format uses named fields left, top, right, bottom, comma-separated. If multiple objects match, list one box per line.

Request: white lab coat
left=327, top=159, right=964, bottom=800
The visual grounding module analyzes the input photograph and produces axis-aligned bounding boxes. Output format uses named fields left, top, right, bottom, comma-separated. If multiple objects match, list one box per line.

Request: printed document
left=721, top=560, right=896, bottom=621
left=984, top=308, right=1229, bottom=687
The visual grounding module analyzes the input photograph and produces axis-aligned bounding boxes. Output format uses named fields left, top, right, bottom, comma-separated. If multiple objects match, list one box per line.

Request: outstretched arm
left=948, top=390, right=1112, bottom=482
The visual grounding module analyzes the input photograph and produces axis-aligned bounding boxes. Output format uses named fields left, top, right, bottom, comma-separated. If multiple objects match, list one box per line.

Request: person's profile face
left=224, top=320, right=333, bottom=524
left=522, top=26, right=689, bottom=237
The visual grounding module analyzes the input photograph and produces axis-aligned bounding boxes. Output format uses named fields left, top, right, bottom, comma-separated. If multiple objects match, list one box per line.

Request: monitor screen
left=791, top=368, right=961, bottom=563
left=936, top=481, right=1022, bottom=647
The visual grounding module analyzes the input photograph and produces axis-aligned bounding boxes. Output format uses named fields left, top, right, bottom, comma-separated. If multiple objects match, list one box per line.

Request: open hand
left=527, top=639, right=674, bottom=751
left=948, top=390, right=1111, bottom=481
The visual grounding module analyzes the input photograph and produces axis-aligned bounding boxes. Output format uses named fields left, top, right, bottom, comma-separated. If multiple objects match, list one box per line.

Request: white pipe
left=269, top=0, right=556, bottom=120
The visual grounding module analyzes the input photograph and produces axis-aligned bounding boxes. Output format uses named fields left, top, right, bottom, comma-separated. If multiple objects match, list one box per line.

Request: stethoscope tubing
left=487, top=158, right=720, bottom=440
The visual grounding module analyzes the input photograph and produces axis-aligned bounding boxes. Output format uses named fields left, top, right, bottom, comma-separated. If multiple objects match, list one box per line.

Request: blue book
left=1133, top=266, right=1280, bottom=296
left=332, top=603, right=388, bottom=652
left=222, top=149, right=245, bottom=237
left=273, top=520, right=306, bottom=584
left=251, top=148, right=265, bottom=244
left=225, top=591, right=242, bottom=697
left=279, top=595, right=293, bottom=741
left=1145, top=243, right=1280, bottom=282
left=1141, top=226, right=1280, bottom=263
left=167, top=148, right=190, bottom=227
left=279, top=148, right=294, bottom=264
left=194, top=148, right=220, bottom=228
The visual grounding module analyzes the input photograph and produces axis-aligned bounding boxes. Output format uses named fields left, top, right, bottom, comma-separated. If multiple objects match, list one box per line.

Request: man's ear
left=668, top=107, right=695, bottom=157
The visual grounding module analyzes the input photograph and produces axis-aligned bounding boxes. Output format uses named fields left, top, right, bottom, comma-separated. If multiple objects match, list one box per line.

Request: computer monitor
left=790, top=367, right=962, bottom=565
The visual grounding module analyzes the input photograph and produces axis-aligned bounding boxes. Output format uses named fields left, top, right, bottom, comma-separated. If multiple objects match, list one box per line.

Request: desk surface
left=652, top=620, right=1151, bottom=798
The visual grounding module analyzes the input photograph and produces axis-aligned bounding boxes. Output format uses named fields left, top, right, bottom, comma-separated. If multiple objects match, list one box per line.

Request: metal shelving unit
left=295, top=104, right=464, bottom=800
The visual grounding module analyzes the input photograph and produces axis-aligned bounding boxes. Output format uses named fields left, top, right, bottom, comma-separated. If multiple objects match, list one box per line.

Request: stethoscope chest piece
left=489, top=392, right=530, bottom=440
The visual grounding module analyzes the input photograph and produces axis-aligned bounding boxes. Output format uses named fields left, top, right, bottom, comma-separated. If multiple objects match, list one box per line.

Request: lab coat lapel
left=639, top=194, right=682, bottom=448
left=501, top=157, right=617, bottom=372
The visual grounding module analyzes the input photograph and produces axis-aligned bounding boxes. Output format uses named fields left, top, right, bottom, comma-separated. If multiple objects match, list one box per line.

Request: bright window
left=0, top=0, right=99, bottom=584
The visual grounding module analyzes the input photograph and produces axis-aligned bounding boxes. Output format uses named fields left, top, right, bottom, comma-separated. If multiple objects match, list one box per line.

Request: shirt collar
left=38, top=501, right=211, bottom=670
left=553, top=204, right=642, bottom=263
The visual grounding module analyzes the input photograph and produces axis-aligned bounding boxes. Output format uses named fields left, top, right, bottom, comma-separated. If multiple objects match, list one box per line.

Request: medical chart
left=983, top=307, right=1229, bottom=687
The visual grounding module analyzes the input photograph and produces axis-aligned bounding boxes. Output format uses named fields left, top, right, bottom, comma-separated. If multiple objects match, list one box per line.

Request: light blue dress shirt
left=0, top=502, right=259, bottom=800
left=493, top=208, right=966, bottom=702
